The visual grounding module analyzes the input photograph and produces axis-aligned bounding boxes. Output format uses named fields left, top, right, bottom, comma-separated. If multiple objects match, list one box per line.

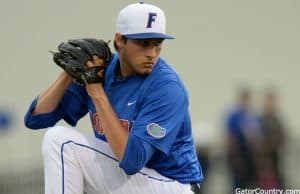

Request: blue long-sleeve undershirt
left=119, top=133, right=155, bottom=175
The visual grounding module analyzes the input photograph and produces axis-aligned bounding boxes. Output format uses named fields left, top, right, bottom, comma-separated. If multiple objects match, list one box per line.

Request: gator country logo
left=146, top=123, right=166, bottom=138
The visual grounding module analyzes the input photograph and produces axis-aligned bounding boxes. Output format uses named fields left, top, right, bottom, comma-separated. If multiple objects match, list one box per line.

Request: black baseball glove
left=51, top=38, right=112, bottom=86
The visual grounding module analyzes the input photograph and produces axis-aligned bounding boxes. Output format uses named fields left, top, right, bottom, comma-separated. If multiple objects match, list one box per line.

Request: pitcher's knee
left=42, top=126, right=70, bottom=156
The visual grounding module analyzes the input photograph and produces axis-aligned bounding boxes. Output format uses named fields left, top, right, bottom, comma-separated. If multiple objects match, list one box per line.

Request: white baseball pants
left=42, top=126, right=194, bottom=194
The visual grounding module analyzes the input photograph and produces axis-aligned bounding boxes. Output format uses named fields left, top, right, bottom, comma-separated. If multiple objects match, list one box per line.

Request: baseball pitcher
left=24, top=2, right=203, bottom=194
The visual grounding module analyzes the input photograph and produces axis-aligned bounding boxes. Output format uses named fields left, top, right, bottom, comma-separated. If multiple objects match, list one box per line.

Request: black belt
left=190, top=183, right=201, bottom=194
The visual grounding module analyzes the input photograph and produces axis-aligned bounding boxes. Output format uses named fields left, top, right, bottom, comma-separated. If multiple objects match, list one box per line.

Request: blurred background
left=0, top=0, right=299, bottom=193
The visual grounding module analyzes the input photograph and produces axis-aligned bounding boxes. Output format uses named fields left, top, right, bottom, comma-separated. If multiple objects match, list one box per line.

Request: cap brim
left=124, top=32, right=174, bottom=39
